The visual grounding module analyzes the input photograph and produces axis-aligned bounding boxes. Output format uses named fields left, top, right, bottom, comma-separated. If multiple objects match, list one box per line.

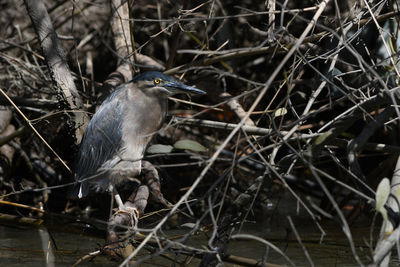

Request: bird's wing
left=72, top=88, right=126, bottom=197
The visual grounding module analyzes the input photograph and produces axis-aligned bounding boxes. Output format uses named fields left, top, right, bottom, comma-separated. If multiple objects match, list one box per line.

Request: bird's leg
left=141, top=160, right=170, bottom=207
left=110, top=185, right=139, bottom=228
left=106, top=185, right=149, bottom=257
left=112, top=186, right=125, bottom=210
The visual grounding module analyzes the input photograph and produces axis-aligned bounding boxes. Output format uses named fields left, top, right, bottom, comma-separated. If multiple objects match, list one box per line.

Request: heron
left=70, top=71, right=206, bottom=211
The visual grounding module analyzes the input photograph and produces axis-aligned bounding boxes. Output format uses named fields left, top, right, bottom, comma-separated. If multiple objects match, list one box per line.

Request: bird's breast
left=115, top=92, right=166, bottom=178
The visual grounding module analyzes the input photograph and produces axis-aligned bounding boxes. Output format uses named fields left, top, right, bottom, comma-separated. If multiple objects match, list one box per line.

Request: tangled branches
left=1, top=0, right=400, bottom=266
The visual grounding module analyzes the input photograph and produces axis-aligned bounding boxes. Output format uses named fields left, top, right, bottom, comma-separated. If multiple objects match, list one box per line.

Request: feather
left=71, top=87, right=126, bottom=198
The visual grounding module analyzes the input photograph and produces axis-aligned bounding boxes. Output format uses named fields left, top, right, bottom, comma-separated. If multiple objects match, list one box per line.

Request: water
left=0, top=192, right=396, bottom=266
left=0, top=220, right=391, bottom=266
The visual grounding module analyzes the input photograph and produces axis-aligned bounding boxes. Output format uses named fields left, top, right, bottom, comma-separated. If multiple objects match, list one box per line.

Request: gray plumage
left=71, top=71, right=205, bottom=199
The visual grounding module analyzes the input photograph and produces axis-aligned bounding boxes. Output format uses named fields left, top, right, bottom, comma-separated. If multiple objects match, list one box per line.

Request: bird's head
left=131, top=71, right=206, bottom=97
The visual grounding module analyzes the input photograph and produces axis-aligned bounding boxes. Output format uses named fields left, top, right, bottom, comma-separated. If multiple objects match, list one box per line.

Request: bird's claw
left=114, top=206, right=139, bottom=227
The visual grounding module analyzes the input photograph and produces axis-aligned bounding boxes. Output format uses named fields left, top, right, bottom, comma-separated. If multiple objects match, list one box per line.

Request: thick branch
left=23, top=0, right=89, bottom=143
left=371, top=157, right=400, bottom=266
left=219, top=92, right=255, bottom=126
left=101, top=0, right=164, bottom=99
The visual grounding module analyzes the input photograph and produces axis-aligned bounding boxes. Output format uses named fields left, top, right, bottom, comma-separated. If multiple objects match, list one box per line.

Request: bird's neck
left=125, top=89, right=167, bottom=137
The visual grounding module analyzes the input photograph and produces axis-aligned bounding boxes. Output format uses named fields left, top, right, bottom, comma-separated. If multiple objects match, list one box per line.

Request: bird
left=70, top=71, right=206, bottom=206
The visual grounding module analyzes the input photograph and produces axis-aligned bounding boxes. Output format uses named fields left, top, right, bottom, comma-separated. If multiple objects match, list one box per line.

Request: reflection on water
left=0, top=225, right=114, bottom=266
left=0, top=191, right=396, bottom=266
left=0, top=220, right=392, bottom=266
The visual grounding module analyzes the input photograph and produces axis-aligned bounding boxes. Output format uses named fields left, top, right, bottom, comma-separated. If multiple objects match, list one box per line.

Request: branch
left=312, top=88, right=399, bottom=158
left=371, top=157, right=400, bottom=266
left=23, top=0, right=89, bottom=143
left=166, top=10, right=400, bottom=75
left=171, top=117, right=318, bottom=139
left=101, top=0, right=164, bottom=99
left=219, top=92, right=255, bottom=126
left=347, top=106, right=395, bottom=178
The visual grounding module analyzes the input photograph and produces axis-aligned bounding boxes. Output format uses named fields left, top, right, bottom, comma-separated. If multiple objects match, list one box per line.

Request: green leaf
left=147, top=144, right=174, bottom=154
left=174, top=140, right=206, bottom=152
left=180, top=223, right=197, bottom=229
left=376, top=177, right=390, bottom=222
left=274, top=107, right=287, bottom=117
left=314, top=130, right=333, bottom=146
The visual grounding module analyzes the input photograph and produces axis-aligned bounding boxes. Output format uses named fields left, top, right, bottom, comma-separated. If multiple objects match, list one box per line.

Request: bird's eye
left=154, top=78, right=161, bottom=84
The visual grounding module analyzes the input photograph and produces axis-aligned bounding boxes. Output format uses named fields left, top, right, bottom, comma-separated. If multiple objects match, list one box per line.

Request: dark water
left=0, top=192, right=396, bottom=266
left=0, top=225, right=113, bottom=266
left=0, top=219, right=393, bottom=266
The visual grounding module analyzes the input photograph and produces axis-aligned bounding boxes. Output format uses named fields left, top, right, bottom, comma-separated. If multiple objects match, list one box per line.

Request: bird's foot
left=114, top=206, right=139, bottom=228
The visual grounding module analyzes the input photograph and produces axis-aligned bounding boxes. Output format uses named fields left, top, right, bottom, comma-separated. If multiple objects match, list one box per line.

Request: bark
left=24, top=0, right=89, bottom=143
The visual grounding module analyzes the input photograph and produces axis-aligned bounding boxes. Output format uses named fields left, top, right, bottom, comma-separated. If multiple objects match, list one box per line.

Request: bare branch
left=23, top=0, right=89, bottom=143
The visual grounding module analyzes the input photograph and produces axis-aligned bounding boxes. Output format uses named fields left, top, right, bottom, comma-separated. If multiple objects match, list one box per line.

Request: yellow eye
left=154, top=78, right=161, bottom=84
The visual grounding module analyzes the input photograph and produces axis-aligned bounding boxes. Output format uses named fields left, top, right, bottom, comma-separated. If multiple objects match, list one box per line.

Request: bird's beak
left=165, top=81, right=206, bottom=95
